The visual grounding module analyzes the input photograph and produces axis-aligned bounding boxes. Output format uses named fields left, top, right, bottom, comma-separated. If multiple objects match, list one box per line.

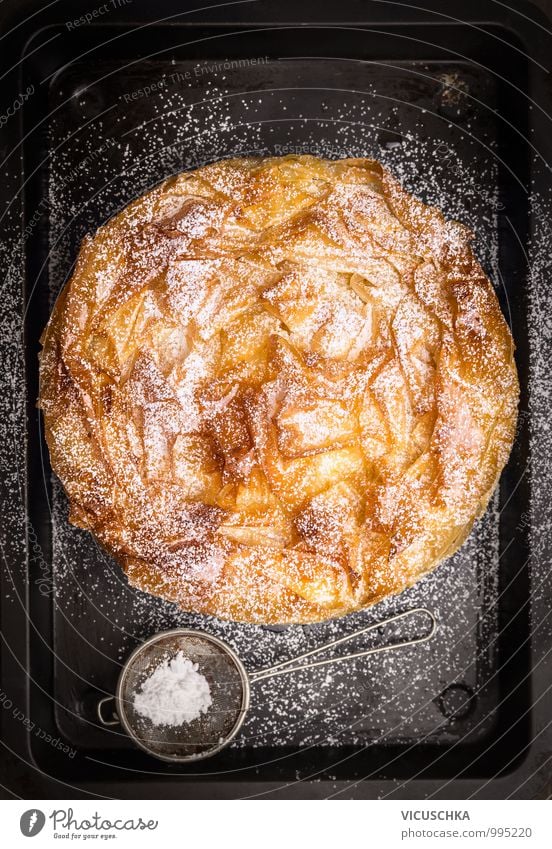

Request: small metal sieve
left=97, top=607, right=435, bottom=763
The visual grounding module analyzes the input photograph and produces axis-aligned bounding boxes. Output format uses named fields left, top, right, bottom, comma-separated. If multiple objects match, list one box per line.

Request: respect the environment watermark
left=0, top=690, right=76, bottom=759
left=66, top=0, right=133, bottom=31
left=120, top=57, right=271, bottom=102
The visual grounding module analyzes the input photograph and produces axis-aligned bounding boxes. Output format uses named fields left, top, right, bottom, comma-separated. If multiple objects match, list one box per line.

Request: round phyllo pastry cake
left=39, top=155, right=519, bottom=623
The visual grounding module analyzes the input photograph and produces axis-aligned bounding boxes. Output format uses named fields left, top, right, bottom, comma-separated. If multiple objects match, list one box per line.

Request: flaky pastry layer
left=39, top=155, right=519, bottom=623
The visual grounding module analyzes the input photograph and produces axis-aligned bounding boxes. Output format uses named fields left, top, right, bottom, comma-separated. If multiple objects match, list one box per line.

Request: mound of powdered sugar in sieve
left=133, top=651, right=212, bottom=726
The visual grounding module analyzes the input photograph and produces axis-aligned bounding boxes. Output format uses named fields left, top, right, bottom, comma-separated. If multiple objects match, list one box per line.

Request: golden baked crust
left=39, top=155, right=519, bottom=623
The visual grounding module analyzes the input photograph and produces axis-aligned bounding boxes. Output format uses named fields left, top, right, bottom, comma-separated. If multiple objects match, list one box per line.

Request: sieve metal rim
left=114, top=628, right=251, bottom=764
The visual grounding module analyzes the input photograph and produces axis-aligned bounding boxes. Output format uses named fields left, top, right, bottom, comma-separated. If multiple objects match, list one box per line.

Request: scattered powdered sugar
left=6, top=53, right=543, bottom=758
left=133, top=651, right=212, bottom=726
left=44, top=58, right=505, bottom=749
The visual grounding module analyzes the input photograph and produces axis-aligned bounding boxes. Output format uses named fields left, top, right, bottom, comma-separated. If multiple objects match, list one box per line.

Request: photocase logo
left=20, top=809, right=46, bottom=837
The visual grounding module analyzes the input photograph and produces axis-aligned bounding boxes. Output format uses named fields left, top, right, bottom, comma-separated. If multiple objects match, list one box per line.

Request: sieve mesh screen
left=116, top=632, right=249, bottom=762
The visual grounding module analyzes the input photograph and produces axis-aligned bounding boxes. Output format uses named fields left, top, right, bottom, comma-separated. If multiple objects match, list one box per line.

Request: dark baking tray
left=1, top=0, right=551, bottom=799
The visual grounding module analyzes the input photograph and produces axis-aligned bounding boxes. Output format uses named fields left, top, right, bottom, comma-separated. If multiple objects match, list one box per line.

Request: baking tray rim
left=1, top=1, right=550, bottom=798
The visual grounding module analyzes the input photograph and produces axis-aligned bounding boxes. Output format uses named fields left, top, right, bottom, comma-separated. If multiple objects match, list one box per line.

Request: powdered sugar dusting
left=21, top=55, right=544, bottom=755
left=41, top=153, right=517, bottom=630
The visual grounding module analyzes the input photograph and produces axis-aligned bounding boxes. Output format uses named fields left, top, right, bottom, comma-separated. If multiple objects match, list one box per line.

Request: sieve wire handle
left=249, top=607, right=436, bottom=684
left=97, top=695, right=119, bottom=726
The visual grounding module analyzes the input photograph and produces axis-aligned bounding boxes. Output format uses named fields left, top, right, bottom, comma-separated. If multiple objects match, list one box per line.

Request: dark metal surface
left=0, top=0, right=551, bottom=799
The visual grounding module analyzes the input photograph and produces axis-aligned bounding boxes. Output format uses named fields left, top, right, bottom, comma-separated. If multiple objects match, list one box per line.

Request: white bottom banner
left=1, top=799, right=550, bottom=848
